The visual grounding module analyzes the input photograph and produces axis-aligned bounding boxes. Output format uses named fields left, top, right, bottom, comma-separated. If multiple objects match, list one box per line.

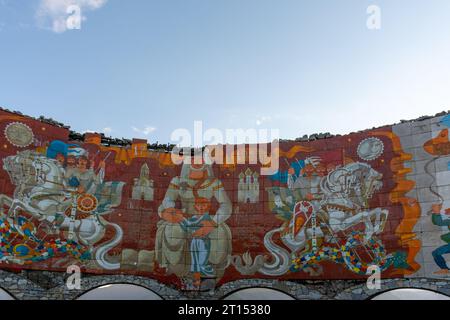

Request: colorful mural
left=0, top=109, right=449, bottom=291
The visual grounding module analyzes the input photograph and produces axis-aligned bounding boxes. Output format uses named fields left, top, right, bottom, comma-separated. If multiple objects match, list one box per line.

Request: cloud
left=102, top=127, right=112, bottom=134
left=36, top=0, right=107, bottom=33
left=82, top=127, right=112, bottom=134
left=255, top=116, right=272, bottom=126
left=132, top=126, right=157, bottom=136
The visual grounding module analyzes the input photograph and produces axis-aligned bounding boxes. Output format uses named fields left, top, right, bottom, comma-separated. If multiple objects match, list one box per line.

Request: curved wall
left=0, top=109, right=449, bottom=294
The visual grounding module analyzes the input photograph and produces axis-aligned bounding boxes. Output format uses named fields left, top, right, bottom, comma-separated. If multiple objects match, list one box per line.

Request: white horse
left=231, top=162, right=389, bottom=276
left=0, top=150, right=124, bottom=270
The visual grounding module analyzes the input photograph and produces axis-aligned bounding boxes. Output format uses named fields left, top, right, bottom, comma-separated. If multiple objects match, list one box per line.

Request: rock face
left=0, top=107, right=449, bottom=299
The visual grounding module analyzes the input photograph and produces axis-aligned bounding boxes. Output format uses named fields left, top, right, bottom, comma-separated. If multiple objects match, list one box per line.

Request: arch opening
left=76, top=283, right=163, bottom=300
left=222, top=287, right=295, bottom=300
left=371, top=288, right=450, bottom=300
left=0, top=288, right=15, bottom=300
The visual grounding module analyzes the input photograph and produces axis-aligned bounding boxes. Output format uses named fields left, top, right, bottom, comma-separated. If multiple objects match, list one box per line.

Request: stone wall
left=1, top=270, right=449, bottom=300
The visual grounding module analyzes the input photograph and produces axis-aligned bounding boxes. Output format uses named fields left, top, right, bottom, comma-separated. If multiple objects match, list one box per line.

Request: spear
left=96, top=151, right=112, bottom=183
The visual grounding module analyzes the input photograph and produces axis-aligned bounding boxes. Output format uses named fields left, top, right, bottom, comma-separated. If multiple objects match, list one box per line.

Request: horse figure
left=0, top=150, right=124, bottom=270
left=231, top=162, right=389, bottom=276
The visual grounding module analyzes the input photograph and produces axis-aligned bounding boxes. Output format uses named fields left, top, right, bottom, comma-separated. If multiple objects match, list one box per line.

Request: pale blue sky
left=1, top=1, right=450, bottom=145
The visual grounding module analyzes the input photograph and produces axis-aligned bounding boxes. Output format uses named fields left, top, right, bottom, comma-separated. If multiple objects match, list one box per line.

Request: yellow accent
left=169, top=183, right=180, bottom=190
left=212, top=182, right=224, bottom=191
left=198, top=178, right=217, bottom=190
left=373, top=132, right=421, bottom=275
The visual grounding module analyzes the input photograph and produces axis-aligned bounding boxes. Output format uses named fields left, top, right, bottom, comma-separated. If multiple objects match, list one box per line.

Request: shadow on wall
left=371, top=288, right=450, bottom=300
left=222, top=288, right=296, bottom=300
left=76, top=283, right=163, bottom=300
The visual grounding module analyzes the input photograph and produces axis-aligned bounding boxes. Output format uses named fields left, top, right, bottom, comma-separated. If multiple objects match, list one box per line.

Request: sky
left=1, top=0, right=450, bottom=146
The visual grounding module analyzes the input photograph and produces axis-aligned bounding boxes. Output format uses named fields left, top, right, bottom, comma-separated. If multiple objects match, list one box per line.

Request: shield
left=292, top=201, right=314, bottom=237
left=77, top=193, right=98, bottom=213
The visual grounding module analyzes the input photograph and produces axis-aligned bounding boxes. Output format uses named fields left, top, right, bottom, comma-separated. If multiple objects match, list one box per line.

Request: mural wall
left=0, top=109, right=448, bottom=291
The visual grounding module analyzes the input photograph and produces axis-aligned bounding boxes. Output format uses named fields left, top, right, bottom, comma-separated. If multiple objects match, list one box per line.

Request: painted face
left=194, top=198, right=211, bottom=214
left=55, top=153, right=65, bottom=165
left=77, top=157, right=88, bottom=169
left=67, top=156, right=76, bottom=167
left=194, top=203, right=209, bottom=214
left=302, top=164, right=315, bottom=177
left=189, top=162, right=208, bottom=180
left=274, top=195, right=283, bottom=208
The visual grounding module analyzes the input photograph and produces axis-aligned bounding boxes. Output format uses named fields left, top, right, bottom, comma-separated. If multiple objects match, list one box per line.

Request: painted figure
left=232, top=161, right=391, bottom=277
left=155, top=158, right=232, bottom=284
left=180, top=197, right=215, bottom=287
left=55, top=153, right=66, bottom=167
left=431, top=204, right=450, bottom=275
left=287, top=157, right=324, bottom=201
left=72, top=155, right=105, bottom=193
left=423, top=125, right=450, bottom=276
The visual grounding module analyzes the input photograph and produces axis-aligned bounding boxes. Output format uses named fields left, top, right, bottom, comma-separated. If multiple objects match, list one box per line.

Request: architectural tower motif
left=238, top=168, right=259, bottom=203
left=132, top=163, right=154, bottom=201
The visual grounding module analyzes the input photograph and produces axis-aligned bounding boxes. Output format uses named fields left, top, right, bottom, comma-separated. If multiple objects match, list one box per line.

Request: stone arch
left=222, top=287, right=296, bottom=300
left=370, top=288, right=450, bottom=300
left=211, top=279, right=301, bottom=300
left=0, top=287, right=16, bottom=300
left=0, top=270, right=45, bottom=300
left=47, top=275, right=186, bottom=300
left=76, top=283, right=163, bottom=300
left=334, top=278, right=450, bottom=300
